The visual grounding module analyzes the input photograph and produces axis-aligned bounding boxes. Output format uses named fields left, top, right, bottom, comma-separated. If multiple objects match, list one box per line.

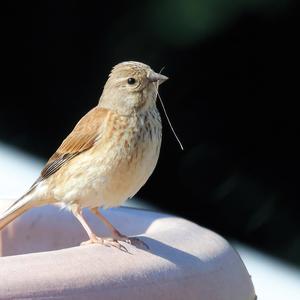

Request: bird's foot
left=81, top=234, right=128, bottom=252
left=113, top=231, right=149, bottom=250
left=102, top=238, right=129, bottom=252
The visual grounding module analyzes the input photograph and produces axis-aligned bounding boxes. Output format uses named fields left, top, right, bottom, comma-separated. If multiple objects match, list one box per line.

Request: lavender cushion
left=0, top=200, right=256, bottom=300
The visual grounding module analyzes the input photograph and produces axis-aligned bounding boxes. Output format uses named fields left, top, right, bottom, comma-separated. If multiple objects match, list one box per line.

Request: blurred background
left=0, top=0, right=299, bottom=297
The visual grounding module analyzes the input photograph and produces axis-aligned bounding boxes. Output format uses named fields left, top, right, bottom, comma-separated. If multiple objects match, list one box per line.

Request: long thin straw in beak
left=152, top=69, right=184, bottom=150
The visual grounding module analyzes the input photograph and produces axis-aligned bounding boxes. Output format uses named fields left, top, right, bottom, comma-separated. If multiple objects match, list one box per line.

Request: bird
left=0, top=61, right=168, bottom=251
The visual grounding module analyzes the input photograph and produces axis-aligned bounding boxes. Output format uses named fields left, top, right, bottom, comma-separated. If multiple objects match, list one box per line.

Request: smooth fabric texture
left=0, top=200, right=256, bottom=300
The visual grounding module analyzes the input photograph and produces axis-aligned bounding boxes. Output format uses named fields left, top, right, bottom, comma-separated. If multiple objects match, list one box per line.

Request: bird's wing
left=31, top=106, right=109, bottom=188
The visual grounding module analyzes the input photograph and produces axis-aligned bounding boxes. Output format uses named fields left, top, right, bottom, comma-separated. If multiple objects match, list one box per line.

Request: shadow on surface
left=140, top=236, right=204, bottom=269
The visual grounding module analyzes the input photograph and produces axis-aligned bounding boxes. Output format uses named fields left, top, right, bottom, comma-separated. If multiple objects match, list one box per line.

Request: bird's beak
left=147, top=71, right=168, bottom=85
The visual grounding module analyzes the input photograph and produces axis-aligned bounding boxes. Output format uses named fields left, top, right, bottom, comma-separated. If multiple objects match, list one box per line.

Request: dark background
left=1, top=1, right=299, bottom=266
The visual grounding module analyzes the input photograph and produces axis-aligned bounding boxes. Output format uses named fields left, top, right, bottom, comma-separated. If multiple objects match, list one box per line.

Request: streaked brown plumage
left=0, top=61, right=168, bottom=250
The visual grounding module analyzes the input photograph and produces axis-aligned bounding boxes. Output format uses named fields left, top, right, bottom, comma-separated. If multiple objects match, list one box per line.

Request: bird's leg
left=72, top=206, right=98, bottom=244
left=90, top=207, right=127, bottom=241
left=90, top=207, right=149, bottom=250
left=72, top=206, right=127, bottom=251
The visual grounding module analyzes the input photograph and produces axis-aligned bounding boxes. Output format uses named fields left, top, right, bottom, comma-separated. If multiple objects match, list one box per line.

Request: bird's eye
left=127, top=78, right=136, bottom=85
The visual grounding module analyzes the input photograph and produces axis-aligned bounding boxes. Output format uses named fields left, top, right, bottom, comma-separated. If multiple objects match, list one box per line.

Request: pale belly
left=100, top=138, right=161, bottom=208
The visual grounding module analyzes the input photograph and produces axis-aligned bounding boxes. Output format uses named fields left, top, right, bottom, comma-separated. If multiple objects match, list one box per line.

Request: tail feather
left=0, top=194, right=36, bottom=231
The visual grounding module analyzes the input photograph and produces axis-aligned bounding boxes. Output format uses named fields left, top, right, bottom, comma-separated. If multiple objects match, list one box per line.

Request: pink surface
left=0, top=200, right=256, bottom=300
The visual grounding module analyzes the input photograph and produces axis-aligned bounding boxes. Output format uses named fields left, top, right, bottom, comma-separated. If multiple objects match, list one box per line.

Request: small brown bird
left=0, top=61, right=168, bottom=250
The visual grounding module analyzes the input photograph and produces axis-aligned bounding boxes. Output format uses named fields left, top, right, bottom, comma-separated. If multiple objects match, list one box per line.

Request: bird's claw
left=103, top=238, right=129, bottom=253
left=80, top=236, right=128, bottom=252
left=80, top=233, right=148, bottom=252
left=116, top=235, right=149, bottom=250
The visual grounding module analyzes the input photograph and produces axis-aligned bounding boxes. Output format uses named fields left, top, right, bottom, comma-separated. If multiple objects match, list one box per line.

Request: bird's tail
left=0, top=192, right=38, bottom=231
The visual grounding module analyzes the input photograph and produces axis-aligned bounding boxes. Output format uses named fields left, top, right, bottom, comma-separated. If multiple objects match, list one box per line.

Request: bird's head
left=99, top=61, right=168, bottom=115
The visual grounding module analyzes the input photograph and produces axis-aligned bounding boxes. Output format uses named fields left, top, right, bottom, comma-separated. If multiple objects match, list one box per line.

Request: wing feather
left=31, top=107, right=109, bottom=187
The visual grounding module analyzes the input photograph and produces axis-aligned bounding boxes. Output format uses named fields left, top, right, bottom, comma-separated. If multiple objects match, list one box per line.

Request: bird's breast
left=81, top=108, right=162, bottom=208
left=51, top=108, right=162, bottom=209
